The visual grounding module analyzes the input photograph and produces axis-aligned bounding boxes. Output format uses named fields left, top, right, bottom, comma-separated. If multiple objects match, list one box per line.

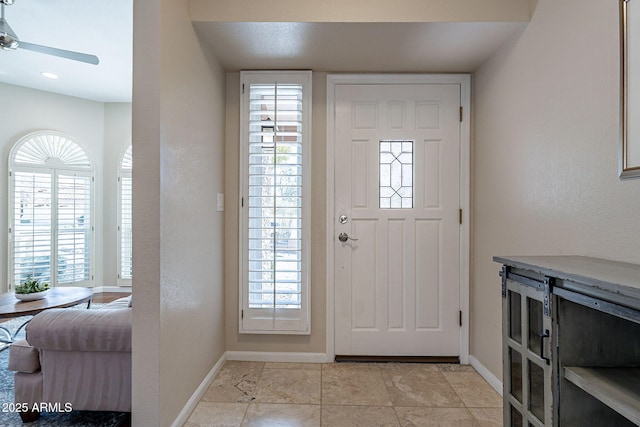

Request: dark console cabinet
left=495, top=256, right=640, bottom=427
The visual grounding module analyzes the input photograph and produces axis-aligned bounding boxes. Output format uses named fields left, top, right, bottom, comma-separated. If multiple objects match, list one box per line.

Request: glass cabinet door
left=503, top=278, right=554, bottom=426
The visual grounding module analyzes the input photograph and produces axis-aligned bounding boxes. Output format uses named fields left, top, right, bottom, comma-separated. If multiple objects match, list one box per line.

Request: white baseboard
left=91, top=286, right=131, bottom=294
left=171, top=352, right=228, bottom=427
left=469, top=355, right=503, bottom=397
left=226, top=351, right=331, bottom=364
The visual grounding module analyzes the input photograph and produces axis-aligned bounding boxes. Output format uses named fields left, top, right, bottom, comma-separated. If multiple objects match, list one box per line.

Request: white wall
left=0, top=83, right=130, bottom=293
left=132, top=0, right=226, bottom=424
left=472, top=0, right=640, bottom=379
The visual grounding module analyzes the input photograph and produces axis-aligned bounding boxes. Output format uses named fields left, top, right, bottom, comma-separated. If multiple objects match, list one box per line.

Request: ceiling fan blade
left=19, top=41, right=99, bottom=65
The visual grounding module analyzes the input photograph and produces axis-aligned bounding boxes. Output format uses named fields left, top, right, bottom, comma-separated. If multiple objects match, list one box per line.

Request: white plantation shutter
left=56, top=172, right=93, bottom=285
left=240, top=71, right=311, bottom=334
left=118, top=145, right=133, bottom=285
left=12, top=132, right=92, bottom=168
left=12, top=171, right=53, bottom=285
left=9, top=132, right=94, bottom=289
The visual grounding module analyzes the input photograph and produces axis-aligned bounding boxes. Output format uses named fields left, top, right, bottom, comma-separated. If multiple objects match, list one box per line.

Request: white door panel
left=334, top=83, right=461, bottom=356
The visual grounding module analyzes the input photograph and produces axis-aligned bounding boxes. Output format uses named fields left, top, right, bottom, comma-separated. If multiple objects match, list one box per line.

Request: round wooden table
left=0, top=287, right=93, bottom=349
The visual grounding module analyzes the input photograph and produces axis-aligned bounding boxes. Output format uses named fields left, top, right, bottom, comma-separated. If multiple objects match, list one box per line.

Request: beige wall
left=190, top=0, right=530, bottom=23
left=132, top=0, right=226, bottom=424
left=472, top=0, right=640, bottom=379
left=0, top=83, right=130, bottom=293
left=224, top=72, right=327, bottom=354
left=131, top=0, right=640, bottom=420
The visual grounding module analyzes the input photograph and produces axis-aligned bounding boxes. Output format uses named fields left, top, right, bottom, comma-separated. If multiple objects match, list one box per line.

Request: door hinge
left=241, top=309, right=244, bottom=319
left=459, top=310, right=463, bottom=327
left=459, top=106, right=463, bottom=122
left=242, top=83, right=245, bottom=94
left=241, top=197, right=244, bottom=207
left=459, top=209, right=462, bottom=225
left=543, top=276, right=554, bottom=317
left=500, top=265, right=510, bottom=298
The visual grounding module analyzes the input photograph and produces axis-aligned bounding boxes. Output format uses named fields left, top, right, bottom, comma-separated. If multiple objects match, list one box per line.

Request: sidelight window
left=239, top=71, right=311, bottom=334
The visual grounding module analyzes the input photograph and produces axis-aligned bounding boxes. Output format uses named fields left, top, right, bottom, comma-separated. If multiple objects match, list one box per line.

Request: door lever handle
left=338, top=232, right=358, bottom=242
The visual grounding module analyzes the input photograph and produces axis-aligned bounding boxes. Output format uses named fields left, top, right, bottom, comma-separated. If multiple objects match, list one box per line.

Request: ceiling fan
left=0, top=1, right=99, bottom=65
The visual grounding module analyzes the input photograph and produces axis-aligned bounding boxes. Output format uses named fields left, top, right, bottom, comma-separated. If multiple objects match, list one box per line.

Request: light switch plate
left=216, top=193, right=224, bottom=212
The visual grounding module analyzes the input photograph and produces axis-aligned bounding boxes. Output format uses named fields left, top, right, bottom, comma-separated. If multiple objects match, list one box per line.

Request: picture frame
left=620, top=0, right=640, bottom=178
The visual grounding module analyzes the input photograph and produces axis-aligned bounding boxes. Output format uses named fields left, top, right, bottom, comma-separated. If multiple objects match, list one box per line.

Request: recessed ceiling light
left=41, top=72, right=58, bottom=79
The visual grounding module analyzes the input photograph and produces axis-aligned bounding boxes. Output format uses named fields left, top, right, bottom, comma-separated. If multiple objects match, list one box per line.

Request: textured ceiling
left=193, top=22, right=525, bottom=73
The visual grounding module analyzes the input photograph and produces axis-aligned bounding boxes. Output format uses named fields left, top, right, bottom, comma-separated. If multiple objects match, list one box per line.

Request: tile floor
left=185, top=361, right=503, bottom=426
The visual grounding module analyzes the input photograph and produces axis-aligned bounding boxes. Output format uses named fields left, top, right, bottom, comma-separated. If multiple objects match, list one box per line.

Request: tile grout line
left=320, top=363, right=323, bottom=426
left=238, top=402, right=250, bottom=427
left=197, top=361, right=502, bottom=426
left=439, top=367, right=503, bottom=424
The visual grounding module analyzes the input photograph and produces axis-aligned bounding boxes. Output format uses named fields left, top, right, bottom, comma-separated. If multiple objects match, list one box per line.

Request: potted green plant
left=15, top=275, right=50, bottom=301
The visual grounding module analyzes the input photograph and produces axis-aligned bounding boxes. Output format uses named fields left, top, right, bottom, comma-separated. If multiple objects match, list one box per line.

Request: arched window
left=9, top=131, right=94, bottom=289
left=118, top=145, right=132, bottom=285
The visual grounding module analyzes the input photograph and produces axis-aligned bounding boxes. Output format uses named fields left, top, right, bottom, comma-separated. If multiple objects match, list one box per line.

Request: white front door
left=333, top=82, right=462, bottom=356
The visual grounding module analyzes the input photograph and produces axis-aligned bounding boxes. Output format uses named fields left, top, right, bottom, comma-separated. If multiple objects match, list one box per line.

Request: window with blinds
left=8, top=132, right=94, bottom=289
left=57, top=173, right=92, bottom=284
left=12, top=172, right=54, bottom=284
left=118, top=145, right=132, bottom=285
left=240, top=71, right=311, bottom=334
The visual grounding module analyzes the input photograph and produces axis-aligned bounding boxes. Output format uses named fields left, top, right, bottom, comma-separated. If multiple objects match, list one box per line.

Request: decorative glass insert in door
left=379, top=140, right=413, bottom=209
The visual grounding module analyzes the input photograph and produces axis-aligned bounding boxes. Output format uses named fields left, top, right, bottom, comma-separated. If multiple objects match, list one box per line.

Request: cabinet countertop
left=494, top=255, right=640, bottom=306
